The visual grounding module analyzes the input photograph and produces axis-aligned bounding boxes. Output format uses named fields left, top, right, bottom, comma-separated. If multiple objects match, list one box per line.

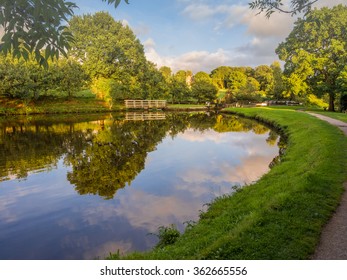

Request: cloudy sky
left=73, top=0, right=344, bottom=72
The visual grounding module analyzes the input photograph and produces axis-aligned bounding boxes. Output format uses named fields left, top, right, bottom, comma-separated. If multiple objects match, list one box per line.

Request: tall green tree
left=276, top=5, right=347, bottom=111
left=192, top=71, right=218, bottom=103
left=0, top=0, right=128, bottom=65
left=271, top=61, right=285, bottom=99
left=211, top=66, right=233, bottom=89
left=0, top=55, right=32, bottom=99
left=169, top=70, right=191, bottom=103
left=159, top=66, right=172, bottom=83
left=68, top=12, right=151, bottom=103
left=52, top=58, right=88, bottom=98
left=254, top=65, right=274, bottom=97
left=227, top=70, right=248, bottom=95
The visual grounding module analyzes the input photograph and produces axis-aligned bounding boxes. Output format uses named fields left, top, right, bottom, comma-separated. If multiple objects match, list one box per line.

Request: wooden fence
left=124, top=100, right=167, bottom=109
left=125, top=112, right=166, bottom=121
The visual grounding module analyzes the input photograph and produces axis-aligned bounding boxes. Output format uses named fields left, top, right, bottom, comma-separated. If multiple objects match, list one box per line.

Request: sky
left=2, top=0, right=345, bottom=73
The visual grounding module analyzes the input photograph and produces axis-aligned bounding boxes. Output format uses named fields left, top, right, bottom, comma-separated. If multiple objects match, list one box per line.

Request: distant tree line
left=0, top=11, right=281, bottom=106
left=2, top=5, right=347, bottom=110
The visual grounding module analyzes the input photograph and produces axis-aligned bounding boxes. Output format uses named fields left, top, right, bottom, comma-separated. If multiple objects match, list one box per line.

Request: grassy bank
left=109, top=107, right=347, bottom=260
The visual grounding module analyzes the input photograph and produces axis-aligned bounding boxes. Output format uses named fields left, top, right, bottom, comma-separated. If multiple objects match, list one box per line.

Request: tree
left=0, top=55, right=32, bottom=99
left=276, top=5, right=347, bottom=111
left=227, top=70, right=248, bottom=95
left=254, top=65, right=274, bottom=97
left=53, top=58, right=88, bottom=98
left=249, top=0, right=319, bottom=17
left=271, top=61, right=285, bottom=99
left=169, top=70, right=192, bottom=103
left=68, top=12, right=150, bottom=104
left=210, top=66, right=234, bottom=89
left=0, top=0, right=129, bottom=65
left=192, top=72, right=218, bottom=103
left=159, top=66, right=172, bottom=83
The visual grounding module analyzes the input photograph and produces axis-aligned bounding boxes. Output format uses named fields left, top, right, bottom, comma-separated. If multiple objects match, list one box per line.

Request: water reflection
left=0, top=112, right=280, bottom=259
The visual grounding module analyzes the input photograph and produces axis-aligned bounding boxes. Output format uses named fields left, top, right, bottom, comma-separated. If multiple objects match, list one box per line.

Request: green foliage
left=211, top=66, right=234, bottom=89
left=249, top=0, right=319, bottom=17
left=307, top=94, right=328, bottom=109
left=168, top=70, right=192, bottom=103
left=153, top=225, right=181, bottom=249
left=159, top=66, right=172, bottom=83
left=191, top=81, right=218, bottom=103
left=209, top=65, right=280, bottom=103
left=0, top=0, right=76, bottom=67
left=101, top=0, right=129, bottom=8
left=276, top=5, right=347, bottom=111
left=191, top=71, right=218, bottom=103
left=254, top=65, right=274, bottom=97
left=52, top=58, right=88, bottom=98
left=68, top=12, right=165, bottom=104
left=91, top=78, right=116, bottom=103
left=227, top=70, right=248, bottom=94
left=0, top=0, right=129, bottom=66
left=271, top=61, right=285, bottom=99
left=0, top=56, right=32, bottom=100
left=0, top=54, right=88, bottom=101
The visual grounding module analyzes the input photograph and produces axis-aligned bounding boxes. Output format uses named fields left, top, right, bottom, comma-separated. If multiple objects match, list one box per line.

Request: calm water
left=0, top=112, right=280, bottom=259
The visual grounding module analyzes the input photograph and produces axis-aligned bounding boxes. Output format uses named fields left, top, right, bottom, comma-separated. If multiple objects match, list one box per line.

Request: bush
left=154, top=225, right=181, bottom=249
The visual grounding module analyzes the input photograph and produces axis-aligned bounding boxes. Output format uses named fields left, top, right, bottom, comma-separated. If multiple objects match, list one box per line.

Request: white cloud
left=144, top=39, right=234, bottom=72
left=242, top=10, right=295, bottom=37
left=147, top=0, right=347, bottom=72
left=146, top=2, right=296, bottom=71
left=182, top=3, right=247, bottom=29
left=115, top=189, right=202, bottom=232
left=183, top=4, right=217, bottom=21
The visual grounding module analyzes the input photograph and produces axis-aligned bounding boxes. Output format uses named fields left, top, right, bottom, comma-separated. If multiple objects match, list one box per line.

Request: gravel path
left=307, top=113, right=347, bottom=259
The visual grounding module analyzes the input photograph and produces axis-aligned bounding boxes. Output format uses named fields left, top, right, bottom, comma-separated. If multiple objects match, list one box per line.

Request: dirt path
left=307, top=113, right=347, bottom=259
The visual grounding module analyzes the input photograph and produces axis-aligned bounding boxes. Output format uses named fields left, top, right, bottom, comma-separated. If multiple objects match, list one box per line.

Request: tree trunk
left=328, top=93, right=335, bottom=112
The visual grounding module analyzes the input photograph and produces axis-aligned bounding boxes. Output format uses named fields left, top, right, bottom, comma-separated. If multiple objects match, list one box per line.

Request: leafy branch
left=249, top=0, right=319, bottom=17
left=0, top=0, right=129, bottom=66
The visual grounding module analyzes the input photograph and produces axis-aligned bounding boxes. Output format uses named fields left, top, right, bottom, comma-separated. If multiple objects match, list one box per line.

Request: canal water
left=0, top=112, right=280, bottom=259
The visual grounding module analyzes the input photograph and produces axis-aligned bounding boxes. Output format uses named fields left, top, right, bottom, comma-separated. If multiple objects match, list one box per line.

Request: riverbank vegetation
left=3, top=6, right=347, bottom=114
left=107, top=107, right=347, bottom=259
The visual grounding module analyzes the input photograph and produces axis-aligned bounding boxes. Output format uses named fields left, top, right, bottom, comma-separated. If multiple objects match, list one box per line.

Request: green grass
left=109, top=107, right=347, bottom=260
left=268, top=105, right=306, bottom=111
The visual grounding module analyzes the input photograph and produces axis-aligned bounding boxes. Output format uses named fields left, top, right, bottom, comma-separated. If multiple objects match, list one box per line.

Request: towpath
left=307, top=112, right=347, bottom=259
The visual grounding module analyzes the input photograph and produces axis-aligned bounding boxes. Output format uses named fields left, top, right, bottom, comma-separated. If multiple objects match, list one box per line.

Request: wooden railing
left=125, top=112, right=166, bottom=121
left=124, top=100, right=167, bottom=109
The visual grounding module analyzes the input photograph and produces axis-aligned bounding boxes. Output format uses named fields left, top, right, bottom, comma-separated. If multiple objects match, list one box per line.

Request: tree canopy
left=276, top=5, right=347, bottom=111
left=0, top=0, right=129, bottom=66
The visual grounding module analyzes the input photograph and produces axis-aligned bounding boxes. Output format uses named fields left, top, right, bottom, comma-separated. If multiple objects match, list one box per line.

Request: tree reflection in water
left=0, top=112, right=279, bottom=199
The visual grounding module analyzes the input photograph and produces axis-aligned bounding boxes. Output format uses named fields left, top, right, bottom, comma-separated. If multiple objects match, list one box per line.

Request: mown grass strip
left=112, top=107, right=347, bottom=260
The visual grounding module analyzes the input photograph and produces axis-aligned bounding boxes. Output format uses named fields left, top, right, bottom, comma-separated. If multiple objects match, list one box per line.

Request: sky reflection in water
left=0, top=113, right=280, bottom=259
